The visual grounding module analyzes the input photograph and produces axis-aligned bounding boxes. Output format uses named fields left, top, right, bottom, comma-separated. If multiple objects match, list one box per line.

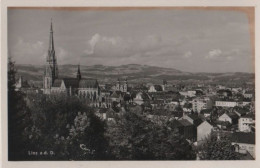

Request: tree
left=53, top=112, right=110, bottom=160
left=8, top=57, right=32, bottom=160
left=106, top=107, right=196, bottom=160
left=197, top=133, right=239, bottom=160
left=25, top=93, right=111, bottom=160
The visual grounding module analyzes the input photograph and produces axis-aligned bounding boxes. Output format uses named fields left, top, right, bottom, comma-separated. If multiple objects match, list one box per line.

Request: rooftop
left=231, top=132, right=255, bottom=144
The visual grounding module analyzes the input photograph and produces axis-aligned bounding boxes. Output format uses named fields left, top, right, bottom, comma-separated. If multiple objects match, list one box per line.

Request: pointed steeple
left=77, top=64, right=81, bottom=80
left=49, top=18, right=55, bottom=52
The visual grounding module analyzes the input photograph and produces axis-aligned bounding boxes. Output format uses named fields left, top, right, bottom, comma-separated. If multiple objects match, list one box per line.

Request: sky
left=8, top=8, right=254, bottom=73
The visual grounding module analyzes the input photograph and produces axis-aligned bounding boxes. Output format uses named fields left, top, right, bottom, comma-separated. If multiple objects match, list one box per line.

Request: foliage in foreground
left=197, top=133, right=239, bottom=160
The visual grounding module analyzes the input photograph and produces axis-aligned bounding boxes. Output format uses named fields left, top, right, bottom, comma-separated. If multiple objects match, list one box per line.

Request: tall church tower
left=77, top=64, right=81, bottom=80
left=123, top=78, right=128, bottom=92
left=43, top=19, right=58, bottom=94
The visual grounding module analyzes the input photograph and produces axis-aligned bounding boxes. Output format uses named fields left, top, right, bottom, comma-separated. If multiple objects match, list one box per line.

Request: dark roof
left=171, top=111, right=183, bottom=118
left=154, top=85, right=163, bottom=91
left=178, top=119, right=193, bottom=126
left=200, top=109, right=212, bottom=114
left=63, top=78, right=79, bottom=88
left=217, top=89, right=232, bottom=94
left=226, top=112, right=239, bottom=119
left=187, top=114, right=203, bottom=126
left=79, top=78, right=98, bottom=88
left=241, top=113, right=255, bottom=119
left=187, top=114, right=199, bottom=120
left=111, top=91, right=123, bottom=98
left=53, top=79, right=62, bottom=87
left=231, top=132, right=255, bottom=144
left=135, top=92, right=150, bottom=100
left=234, top=108, right=247, bottom=115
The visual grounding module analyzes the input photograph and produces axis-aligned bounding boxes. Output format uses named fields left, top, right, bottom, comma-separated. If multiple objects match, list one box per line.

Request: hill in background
left=15, top=64, right=254, bottom=87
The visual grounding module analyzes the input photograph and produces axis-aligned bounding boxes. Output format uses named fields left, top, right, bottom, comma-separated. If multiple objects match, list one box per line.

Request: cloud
left=204, top=48, right=249, bottom=64
left=206, top=49, right=222, bottom=59
left=84, top=33, right=124, bottom=56
left=10, top=38, right=46, bottom=64
left=83, top=34, right=166, bottom=58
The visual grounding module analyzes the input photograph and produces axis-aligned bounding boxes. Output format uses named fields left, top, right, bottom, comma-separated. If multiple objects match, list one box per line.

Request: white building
left=148, top=85, right=163, bottom=93
left=192, top=97, right=212, bottom=113
left=133, top=92, right=150, bottom=105
left=238, top=114, right=255, bottom=132
left=197, top=121, right=213, bottom=144
left=179, top=90, right=196, bottom=97
left=218, top=112, right=238, bottom=124
left=215, top=101, right=237, bottom=108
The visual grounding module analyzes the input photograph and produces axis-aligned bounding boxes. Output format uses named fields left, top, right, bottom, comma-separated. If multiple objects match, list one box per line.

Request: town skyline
left=7, top=7, right=256, bottom=162
left=8, top=8, right=254, bottom=73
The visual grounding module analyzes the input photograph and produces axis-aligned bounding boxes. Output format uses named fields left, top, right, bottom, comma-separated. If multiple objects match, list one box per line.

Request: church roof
left=53, top=79, right=63, bottom=87
left=63, top=78, right=79, bottom=88
left=79, top=78, right=98, bottom=88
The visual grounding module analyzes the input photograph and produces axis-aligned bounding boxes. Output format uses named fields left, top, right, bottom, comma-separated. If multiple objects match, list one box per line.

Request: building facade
left=197, top=121, right=213, bottom=144
left=238, top=114, right=255, bottom=132
left=192, top=97, right=212, bottom=113
left=115, top=78, right=128, bottom=92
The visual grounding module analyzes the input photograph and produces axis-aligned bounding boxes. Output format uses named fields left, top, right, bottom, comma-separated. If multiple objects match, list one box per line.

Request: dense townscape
left=8, top=21, right=255, bottom=160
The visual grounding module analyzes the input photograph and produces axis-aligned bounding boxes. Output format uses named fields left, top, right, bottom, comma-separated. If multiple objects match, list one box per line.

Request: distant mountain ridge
left=15, top=64, right=254, bottom=86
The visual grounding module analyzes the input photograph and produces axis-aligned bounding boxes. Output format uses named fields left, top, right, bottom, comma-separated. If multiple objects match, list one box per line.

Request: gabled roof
left=178, top=119, right=193, bottom=126
left=111, top=91, right=123, bottom=98
left=231, top=132, right=255, bottom=144
left=79, top=78, right=98, bottom=88
left=198, top=120, right=213, bottom=128
left=186, top=114, right=203, bottom=126
left=63, top=78, right=79, bottom=88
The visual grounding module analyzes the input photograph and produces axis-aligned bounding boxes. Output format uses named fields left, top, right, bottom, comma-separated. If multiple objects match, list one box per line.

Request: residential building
left=243, top=91, right=253, bottom=99
left=192, top=97, right=212, bottom=113
left=238, top=113, right=255, bottom=132
left=133, top=92, right=150, bottom=105
left=197, top=121, right=213, bottom=145
left=218, top=112, right=239, bottom=124
left=215, top=100, right=237, bottom=108
left=148, top=85, right=163, bottom=92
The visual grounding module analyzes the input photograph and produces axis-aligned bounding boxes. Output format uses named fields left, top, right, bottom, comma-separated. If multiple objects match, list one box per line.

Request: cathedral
left=43, top=20, right=100, bottom=101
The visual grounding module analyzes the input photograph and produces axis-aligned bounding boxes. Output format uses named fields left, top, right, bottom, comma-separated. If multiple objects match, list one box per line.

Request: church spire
left=49, top=18, right=54, bottom=52
left=77, top=64, right=81, bottom=80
